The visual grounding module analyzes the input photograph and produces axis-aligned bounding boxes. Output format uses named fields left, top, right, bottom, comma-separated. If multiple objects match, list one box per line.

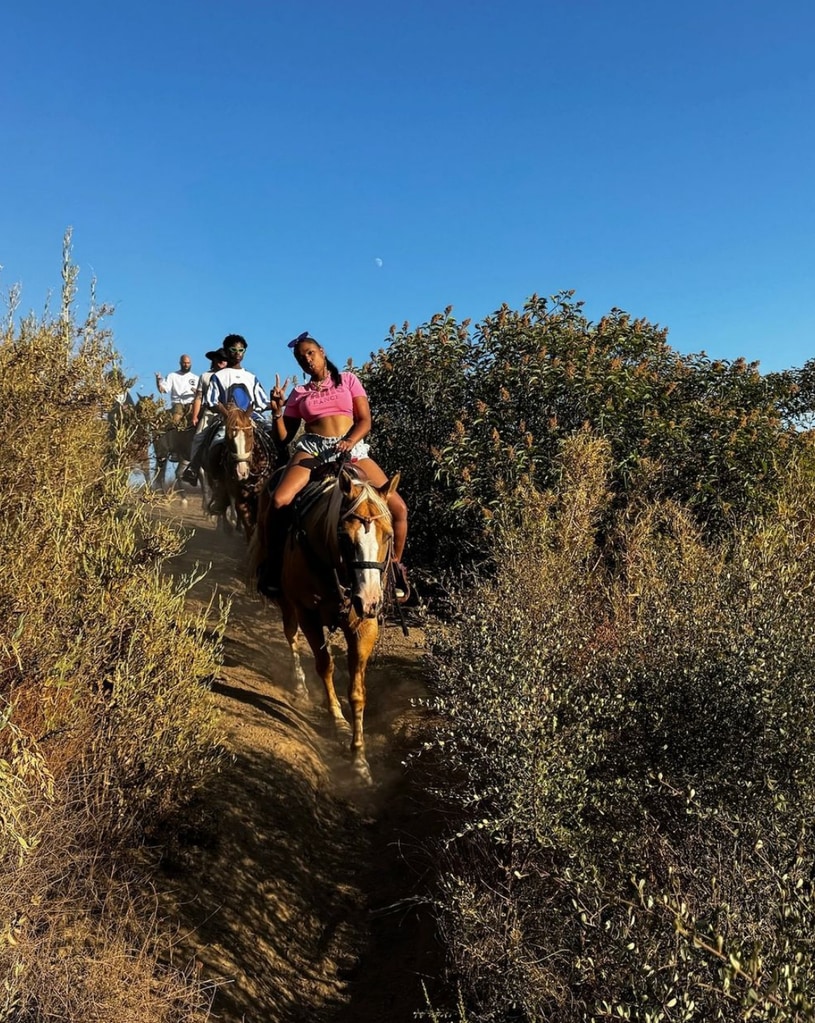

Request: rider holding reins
left=258, top=331, right=409, bottom=600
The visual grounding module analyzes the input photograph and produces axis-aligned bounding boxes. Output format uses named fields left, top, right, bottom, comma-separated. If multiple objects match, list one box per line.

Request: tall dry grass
left=0, top=236, right=225, bottom=1021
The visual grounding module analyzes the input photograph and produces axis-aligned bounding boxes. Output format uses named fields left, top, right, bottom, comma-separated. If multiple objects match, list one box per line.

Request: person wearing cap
left=182, top=334, right=271, bottom=495
left=181, top=347, right=228, bottom=486
left=204, top=334, right=269, bottom=414
left=155, top=354, right=198, bottom=425
left=258, top=330, right=409, bottom=601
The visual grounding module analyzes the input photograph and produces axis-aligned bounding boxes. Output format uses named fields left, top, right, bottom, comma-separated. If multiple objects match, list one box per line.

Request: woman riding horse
left=250, top=461, right=399, bottom=782
left=258, top=331, right=409, bottom=600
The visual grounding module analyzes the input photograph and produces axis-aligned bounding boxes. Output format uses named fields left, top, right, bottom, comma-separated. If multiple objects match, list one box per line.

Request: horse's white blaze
left=354, top=527, right=383, bottom=615
left=233, top=430, right=251, bottom=480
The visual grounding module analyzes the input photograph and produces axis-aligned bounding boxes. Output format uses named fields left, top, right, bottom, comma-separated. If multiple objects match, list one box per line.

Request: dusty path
left=153, top=498, right=440, bottom=1022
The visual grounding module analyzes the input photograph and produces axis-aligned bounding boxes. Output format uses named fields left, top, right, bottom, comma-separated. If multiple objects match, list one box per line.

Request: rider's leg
left=182, top=427, right=206, bottom=484
left=387, top=491, right=408, bottom=562
left=183, top=414, right=217, bottom=485
left=258, top=455, right=314, bottom=597
left=271, top=455, right=313, bottom=508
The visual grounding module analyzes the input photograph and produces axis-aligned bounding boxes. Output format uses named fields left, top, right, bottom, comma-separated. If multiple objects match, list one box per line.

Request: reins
left=223, top=412, right=277, bottom=492
left=225, top=419, right=254, bottom=465
left=340, top=494, right=392, bottom=573
left=294, top=464, right=394, bottom=619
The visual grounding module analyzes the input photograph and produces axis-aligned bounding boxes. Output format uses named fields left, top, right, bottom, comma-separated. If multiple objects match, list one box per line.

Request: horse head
left=219, top=402, right=255, bottom=482
left=335, top=467, right=400, bottom=620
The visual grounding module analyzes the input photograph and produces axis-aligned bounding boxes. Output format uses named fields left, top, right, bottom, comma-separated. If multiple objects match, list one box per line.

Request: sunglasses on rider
left=227, top=345, right=246, bottom=354
left=288, top=331, right=314, bottom=349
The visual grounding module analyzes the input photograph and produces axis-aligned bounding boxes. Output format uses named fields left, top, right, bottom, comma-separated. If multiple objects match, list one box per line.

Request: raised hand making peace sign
left=269, top=374, right=290, bottom=418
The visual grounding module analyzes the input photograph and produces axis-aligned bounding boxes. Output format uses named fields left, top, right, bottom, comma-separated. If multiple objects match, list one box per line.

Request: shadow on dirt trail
left=153, top=497, right=444, bottom=1023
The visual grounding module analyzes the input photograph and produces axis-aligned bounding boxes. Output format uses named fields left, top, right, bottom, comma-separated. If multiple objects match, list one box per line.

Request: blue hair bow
left=288, top=331, right=312, bottom=349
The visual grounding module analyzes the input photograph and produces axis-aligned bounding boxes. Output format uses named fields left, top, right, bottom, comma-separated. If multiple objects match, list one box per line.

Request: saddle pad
left=293, top=476, right=335, bottom=521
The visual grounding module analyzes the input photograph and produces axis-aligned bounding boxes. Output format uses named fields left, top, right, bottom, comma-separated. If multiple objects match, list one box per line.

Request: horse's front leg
left=298, top=612, right=348, bottom=736
left=153, top=456, right=168, bottom=492
left=200, top=472, right=212, bottom=515
left=343, top=618, right=379, bottom=785
left=236, top=493, right=254, bottom=543
left=279, top=599, right=308, bottom=702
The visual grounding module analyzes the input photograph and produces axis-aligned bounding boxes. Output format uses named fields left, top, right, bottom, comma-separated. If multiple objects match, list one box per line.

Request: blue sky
left=2, top=0, right=814, bottom=399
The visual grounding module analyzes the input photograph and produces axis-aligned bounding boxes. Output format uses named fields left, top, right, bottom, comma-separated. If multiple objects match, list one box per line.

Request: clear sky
left=2, top=0, right=814, bottom=399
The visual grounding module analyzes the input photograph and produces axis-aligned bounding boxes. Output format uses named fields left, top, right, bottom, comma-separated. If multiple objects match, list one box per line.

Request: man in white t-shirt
left=205, top=335, right=269, bottom=413
left=181, top=335, right=270, bottom=490
left=155, top=354, right=199, bottom=425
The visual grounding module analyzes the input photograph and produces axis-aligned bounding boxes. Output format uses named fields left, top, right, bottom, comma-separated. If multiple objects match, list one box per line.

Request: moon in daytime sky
left=374, top=257, right=383, bottom=268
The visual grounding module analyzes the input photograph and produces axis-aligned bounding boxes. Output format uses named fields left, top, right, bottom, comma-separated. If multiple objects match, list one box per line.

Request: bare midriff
left=305, top=414, right=354, bottom=438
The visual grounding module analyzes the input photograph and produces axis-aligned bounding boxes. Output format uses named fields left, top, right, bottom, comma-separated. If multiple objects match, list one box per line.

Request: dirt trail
left=154, top=498, right=439, bottom=1022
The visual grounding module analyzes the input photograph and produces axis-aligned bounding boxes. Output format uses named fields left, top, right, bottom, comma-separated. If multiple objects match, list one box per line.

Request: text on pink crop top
left=283, top=371, right=367, bottom=425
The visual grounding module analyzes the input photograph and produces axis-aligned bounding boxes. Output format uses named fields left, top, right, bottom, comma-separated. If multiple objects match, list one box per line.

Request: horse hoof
left=352, top=758, right=373, bottom=786
left=333, top=717, right=352, bottom=740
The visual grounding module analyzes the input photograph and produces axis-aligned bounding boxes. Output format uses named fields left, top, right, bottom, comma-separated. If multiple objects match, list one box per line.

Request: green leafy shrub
left=362, top=293, right=799, bottom=574
left=421, top=431, right=815, bottom=1021
left=361, top=309, right=478, bottom=571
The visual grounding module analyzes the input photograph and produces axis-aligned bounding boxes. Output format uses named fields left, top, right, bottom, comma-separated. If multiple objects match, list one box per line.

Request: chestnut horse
left=206, top=404, right=279, bottom=540
left=250, top=463, right=399, bottom=784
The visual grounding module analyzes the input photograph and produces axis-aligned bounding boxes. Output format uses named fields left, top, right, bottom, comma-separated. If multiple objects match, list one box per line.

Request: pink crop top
left=283, top=371, right=367, bottom=425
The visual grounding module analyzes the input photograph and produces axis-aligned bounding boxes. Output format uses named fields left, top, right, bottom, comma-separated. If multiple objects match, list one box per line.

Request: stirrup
left=392, top=561, right=410, bottom=603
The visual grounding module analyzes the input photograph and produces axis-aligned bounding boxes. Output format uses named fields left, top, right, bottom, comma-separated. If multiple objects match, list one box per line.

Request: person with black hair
left=181, top=347, right=228, bottom=486
left=181, top=335, right=269, bottom=487
left=260, top=331, right=409, bottom=600
left=204, top=334, right=269, bottom=412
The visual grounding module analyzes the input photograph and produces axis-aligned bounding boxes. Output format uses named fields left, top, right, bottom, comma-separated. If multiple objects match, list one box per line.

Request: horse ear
left=379, top=472, right=400, bottom=499
left=216, top=401, right=228, bottom=416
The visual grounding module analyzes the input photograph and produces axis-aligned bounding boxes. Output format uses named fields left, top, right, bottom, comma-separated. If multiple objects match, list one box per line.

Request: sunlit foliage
left=363, top=293, right=800, bottom=572
left=0, top=236, right=223, bottom=1021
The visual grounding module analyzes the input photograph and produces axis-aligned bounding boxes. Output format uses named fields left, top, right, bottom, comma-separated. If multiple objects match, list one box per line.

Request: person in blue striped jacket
left=181, top=335, right=270, bottom=485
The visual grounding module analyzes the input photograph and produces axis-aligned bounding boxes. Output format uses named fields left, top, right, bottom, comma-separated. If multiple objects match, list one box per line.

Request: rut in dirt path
left=155, top=501, right=444, bottom=1023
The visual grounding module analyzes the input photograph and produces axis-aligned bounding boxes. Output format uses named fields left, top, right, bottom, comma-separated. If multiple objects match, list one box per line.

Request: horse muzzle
left=352, top=591, right=383, bottom=619
left=229, top=453, right=251, bottom=480
left=348, top=557, right=387, bottom=619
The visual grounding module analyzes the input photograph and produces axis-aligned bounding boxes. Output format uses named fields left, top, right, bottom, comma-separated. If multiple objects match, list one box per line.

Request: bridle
left=224, top=416, right=254, bottom=469
left=340, top=491, right=392, bottom=575
left=327, top=484, right=393, bottom=613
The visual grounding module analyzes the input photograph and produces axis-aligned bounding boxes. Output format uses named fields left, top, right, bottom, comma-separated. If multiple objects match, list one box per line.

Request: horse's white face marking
left=346, top=501, right=391, bottom=618
left=229, top=424, right=253, bottom=480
